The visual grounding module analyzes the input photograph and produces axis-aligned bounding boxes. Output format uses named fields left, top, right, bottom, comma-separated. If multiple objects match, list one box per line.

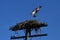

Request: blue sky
left=0, top=0, right=60, bottom=40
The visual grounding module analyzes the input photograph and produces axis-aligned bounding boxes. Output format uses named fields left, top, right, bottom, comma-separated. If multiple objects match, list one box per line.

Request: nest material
left=9, top=20, right=48, bottom=31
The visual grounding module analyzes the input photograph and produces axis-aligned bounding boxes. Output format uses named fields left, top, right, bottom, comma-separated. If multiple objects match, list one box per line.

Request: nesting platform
left=9, top=20, right=48, bottom=40
left=10, top=20, right=48, bottom=31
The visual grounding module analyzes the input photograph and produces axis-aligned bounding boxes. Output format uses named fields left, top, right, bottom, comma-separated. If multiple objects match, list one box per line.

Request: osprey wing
left=32, top=6, right=42, bottom=17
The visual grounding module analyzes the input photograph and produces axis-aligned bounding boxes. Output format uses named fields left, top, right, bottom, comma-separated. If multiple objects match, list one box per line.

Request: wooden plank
left=10, top=34, right=48, bottom=39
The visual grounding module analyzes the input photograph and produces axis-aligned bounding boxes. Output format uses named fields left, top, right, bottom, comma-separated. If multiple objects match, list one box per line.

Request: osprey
left=32, top=6, right=42, bottom=17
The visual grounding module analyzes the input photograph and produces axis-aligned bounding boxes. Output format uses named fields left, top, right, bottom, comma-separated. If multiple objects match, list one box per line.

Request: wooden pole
left=25, top=30, right=29, bottom=40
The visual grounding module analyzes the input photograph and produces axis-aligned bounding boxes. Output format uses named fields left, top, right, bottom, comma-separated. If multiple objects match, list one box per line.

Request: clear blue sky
left=0, top=0, right=60, bottom=40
